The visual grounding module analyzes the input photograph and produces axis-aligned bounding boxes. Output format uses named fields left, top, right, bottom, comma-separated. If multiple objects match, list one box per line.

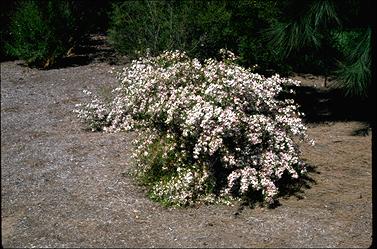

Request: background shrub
left=69, top=0, right=112, bottom=34
left=107, top=0, right=232, bottom=61
left=108, top=0, right=283, bottom=72
left=4, top=0, right=77, bottom=68
left=226, top=0, right=288, bottom=75
left=0, top=0, right=19, bottom=61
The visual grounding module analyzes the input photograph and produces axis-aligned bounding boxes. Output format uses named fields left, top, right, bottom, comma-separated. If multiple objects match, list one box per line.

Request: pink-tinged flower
left=75, top=49, right=314, bottom=206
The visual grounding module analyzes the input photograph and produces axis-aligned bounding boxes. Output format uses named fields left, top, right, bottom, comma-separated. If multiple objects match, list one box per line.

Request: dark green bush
left=108, top=0, right=177, bottom=57
left=1, top=0, right=19, bottom=61
left=69, top=0, right=112, bottom=34
left=107, top=0, right=286, bottom=74
left=188, top=1, right=232, bottom=60
left=5, top=0, right=77, bottom=68
left=108, top=0, right=232, bottom=60
left=226, top=0, right=285, bottom=74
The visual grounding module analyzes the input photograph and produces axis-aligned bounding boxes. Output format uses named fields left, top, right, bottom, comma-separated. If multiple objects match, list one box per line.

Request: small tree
left=5, top=0, right=77, bottom=68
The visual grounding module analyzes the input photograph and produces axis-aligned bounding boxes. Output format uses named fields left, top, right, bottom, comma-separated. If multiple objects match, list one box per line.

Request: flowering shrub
left=75, top=49, right=314, bottom=206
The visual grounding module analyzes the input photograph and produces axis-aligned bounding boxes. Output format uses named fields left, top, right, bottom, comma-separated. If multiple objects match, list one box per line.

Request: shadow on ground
left=234, top=163, right=319, bottom=211
left=275, top=164, right=318, bottom=201
left=289, top=85, right=371, bottom=124
left=41, top=33, right=129, bottom=69
left=12, top=33, right=119, bottom=70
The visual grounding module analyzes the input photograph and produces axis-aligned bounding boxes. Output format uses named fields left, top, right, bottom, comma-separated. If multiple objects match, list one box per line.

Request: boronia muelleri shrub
left=75, top=50, right=314, bottom=207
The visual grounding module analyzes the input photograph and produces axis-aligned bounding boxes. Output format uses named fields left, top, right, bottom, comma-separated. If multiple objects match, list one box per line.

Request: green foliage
left=264, top=0, right=340, bottom=62
left=5, top=0, right=77, bottom=68
left=335, top=28, right=371, bottom=97
left=136, top=134, right=181, bottom=187
left=69, top=0, right=112, bottom=33
left=108, top=0, right=232, bottom=60
left=132, top=132, right=217, bottom=207
left=1, top=0, right=18, bottom=61
left=331, top=30, right=362, bottom=57
left=104, top=0, right=274, bottom=75
left=4, top=0, right=370, bottom=96
left=107, top=0, right=282, bottom=73
left=226, top=0, right=285, bottom=74
left=307, top=0, right=340, bottom=28
left=189, top=1, right=232, bottom=60
left=264, top=0, right=371, bottom=96
left=108, top=0, right=371, bottom=87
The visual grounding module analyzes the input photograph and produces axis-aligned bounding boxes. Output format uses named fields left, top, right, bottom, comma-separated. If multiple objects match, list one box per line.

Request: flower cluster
left=74, top=90, right=110, bottom=131
left=75, top=49, right=314, bottom=206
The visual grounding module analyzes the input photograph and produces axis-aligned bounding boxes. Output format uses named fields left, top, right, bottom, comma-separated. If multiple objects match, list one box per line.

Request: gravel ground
left=1, top=41, right=372, bottom=248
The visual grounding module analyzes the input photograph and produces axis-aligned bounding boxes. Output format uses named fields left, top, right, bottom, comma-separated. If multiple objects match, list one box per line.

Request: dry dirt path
left=1, top=59, right=372, bottom=248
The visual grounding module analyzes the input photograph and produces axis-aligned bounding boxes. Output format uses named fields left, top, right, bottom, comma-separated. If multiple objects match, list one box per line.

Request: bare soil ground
left=1, top=35, right=373, bottom=248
